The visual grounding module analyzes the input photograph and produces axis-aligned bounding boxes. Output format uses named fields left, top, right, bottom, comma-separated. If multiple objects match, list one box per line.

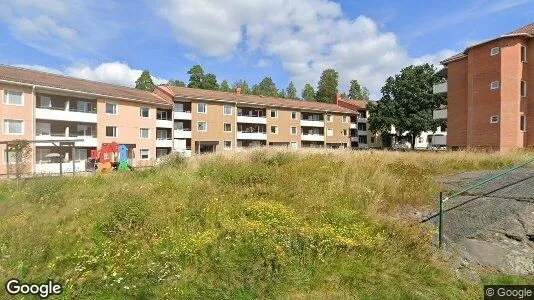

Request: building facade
left=442, top=23, right=533, bottom=151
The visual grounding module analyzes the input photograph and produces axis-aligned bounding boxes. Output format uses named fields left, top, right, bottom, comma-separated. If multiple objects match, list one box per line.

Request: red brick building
left=442, top=23, right=533, bottom=151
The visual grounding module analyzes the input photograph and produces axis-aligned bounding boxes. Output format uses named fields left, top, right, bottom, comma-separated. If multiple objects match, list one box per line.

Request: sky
left=0, top=0, right=532, bottom=99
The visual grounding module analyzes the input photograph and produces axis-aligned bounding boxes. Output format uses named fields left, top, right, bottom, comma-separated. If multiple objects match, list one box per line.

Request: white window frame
left=521, top=80, right=527, bottom=98
left=139, top=128, right=150, bottom=139
left=197, top=121, right=207, bottom=132
left=4, top=91, right=23, bottom=106
left=521, top=46, right=527, bottom=63
left=223, top=105, right=232, bottom=115
left=327, top=128, right=333, bottom=136
left=270, top=125, right=278, bottom=134
left=140, top=107, right=150, bottom=118
left=223, top=123, right=232, bottom=132
left=342, top=115, right=348, bottom=123
left=326, top=114, right=333, bottom=122
left=270, top=110, right=278, bottom=118
left=291, top=111, right=297, bottom=120
left=490, top=47, right=500, bottom=56
left=105, top=102, right=118, bottom=115
left=490, top=81, right=500, bottom=90
left=140, top=149, right=150, bottom=160
left=3, top=149, right=21, bottom=165
left=105, top=126, right=118, bottom=138
left=290, top=142, right=298, bottom=149
left=39, top=96, right=51, bottom=108
left=3, top=119, right=24, bottom=135
left=223, top=141, right=232, bottom=150
left=290, top=126, right=297, bottom=135
left=490, top=115, right=499, bottom=124
left=520, top=115, right=527, bottom=132
left=197, top=103, right=207, bottom=114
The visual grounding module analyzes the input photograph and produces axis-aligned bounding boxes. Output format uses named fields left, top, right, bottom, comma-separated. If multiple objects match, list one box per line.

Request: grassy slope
left=0, top=150, right=532, bottom=299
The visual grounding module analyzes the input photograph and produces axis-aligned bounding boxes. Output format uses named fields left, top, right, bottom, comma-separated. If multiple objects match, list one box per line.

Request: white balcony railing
left=156, top=119, right=173, bottom=128
left=237, top=115, right=267, bottom=124
left=174, top=129, right=192, bottom=139
left=173, top=111, right=192, bottom=120
left=433, top=82, right=447, bottom=94
left=350, top=137, right=358, bottom=142
left=35, top=161, right=87, bottom=174
left=358, top=130, right=367, bottom=136
left=350, top=123, right=357, bottom=129
left=156, top=139, right=173, bottom=148
left=300, top=120, right=324, bottom=127
left=237, top=132, right=267, bottom=140
left=357, top=117, right=367, bottom=123
left=35, top=108, right=97, bottom=123
left=301, top=134, right=324, bottom=142
left=433, top=109, right=447, bottom=120
left=35, top=134, right=97, bottom=147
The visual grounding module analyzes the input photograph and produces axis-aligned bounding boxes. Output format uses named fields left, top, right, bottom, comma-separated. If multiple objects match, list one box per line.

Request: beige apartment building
left=0, top=65, right=357, bottom=175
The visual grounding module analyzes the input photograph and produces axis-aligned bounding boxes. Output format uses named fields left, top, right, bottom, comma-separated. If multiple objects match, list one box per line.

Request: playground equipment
left=90, top=142, right=133, bottom=172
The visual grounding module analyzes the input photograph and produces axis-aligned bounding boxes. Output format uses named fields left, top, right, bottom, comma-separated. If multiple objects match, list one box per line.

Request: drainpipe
left=31, top=85, right=36, bottom=175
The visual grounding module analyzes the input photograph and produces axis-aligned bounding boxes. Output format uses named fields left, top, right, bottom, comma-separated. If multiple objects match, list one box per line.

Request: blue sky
left=0, top=0, right=532, bottom=99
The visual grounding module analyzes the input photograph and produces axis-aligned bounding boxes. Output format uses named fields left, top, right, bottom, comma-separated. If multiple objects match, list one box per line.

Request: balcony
left=173, top=111, right=192, bottom=120
left=35, top=107, right=97, bottom=123
left=358, top=130, right=367, bottom=136
left=156, top=139, right=173, bottom=148
left=433, top=108, right=447, bottom=120
left=174, top=129, right=192, bottom=139
left=237, top=132, right=267, bottom=140
left=350, top=123, right=357, bottom=129
left=433, top=81, right=447, bottom=94
left=237, top=115, right=267, bottom=124
left=156, top=119, right=173, bottom=128
left=357, top=117, right=367, bottom=123
left=300, top=120, right=324, bottom=127
left=301, top=133, right=325, bottom=142
left=35, top=133, right=97, bottom=147
left=351, top=137, right=358, bottom=142
left=35, top=161, right=87, bottom=174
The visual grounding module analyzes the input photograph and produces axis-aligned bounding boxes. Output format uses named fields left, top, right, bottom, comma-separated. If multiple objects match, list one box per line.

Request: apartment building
left=442, top=23, right=533, bottom=151
left=0, top=65, right=171, bottom=175
left=154, top=85, right=355, bottom=154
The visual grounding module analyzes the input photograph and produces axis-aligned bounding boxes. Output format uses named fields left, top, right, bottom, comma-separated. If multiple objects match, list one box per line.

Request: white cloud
left=16, top=62, right=167, bottom=88
left=254, top=58, right=272, bottom=68
left=158, top=0, right=457, bottom=98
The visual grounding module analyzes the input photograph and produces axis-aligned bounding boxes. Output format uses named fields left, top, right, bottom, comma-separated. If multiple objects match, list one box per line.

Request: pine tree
left=135, top=70, right=156, bottom=91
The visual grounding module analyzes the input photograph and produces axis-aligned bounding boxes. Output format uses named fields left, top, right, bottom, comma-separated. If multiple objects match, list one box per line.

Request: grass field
left=0, top=149, right=533, bottom=299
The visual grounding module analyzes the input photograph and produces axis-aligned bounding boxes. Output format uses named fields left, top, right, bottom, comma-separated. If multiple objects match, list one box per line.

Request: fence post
left=438, top=192, right=443, bottom=249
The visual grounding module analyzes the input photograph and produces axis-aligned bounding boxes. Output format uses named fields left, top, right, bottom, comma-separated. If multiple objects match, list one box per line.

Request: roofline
left=0, top=78, right=171, bottom=107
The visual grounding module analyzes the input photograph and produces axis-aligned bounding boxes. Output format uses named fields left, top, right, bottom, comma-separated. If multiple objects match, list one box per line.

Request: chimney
left=235, top=87, right=242, bottom=94
left=334, top=93, right=342, bottom=105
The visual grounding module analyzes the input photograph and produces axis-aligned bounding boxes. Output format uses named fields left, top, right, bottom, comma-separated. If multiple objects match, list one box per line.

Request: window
left=490, top=115, right=499, bottom=124
left=521, top=46, right=527, bottom=62
left=197, top=121, right=207, bottom=132
left=4, top=119, right=23, bottom=135
left=223, top=105, right=232, bottom=115
left=520, top=115, right=526, bottom=132
left=197, top=103, right=207, bottom=114
left=140, top=149, right=150, bottom=160
left=490, top=81, right=500, bottom=90
left=358, top=135, right=368, bottom=144
left=157, top=110, right=168, bottom=120
left=370, top=137, right=376, bottom=143
left=77, top=124, right=93, bottom=137
left=327, top=128, right=333, bottom=136
left=36, top=123, right=51, bottom=136
left=490, top=47, right=500, bottom=56
left=157, top=129, right=168, bottom=140
left=358, top=123, right=367, bottom=131
left=106, top=102, right=117, bottom=114
left=291, top=111, right=297, bottom=119
left=4, top=91, right=23, bottom=106
left=106, top=126, right=118, bottom=137
left=270, top=125, right=278, bottom=134
left=343, top=129, right=348, bottom=136
left=342, top=116, right=348, bottom=123
left=521, top=81, right=527, bottom=97
left=174, top=121, right=184, bottom=130
left=326, top=114, right=332, bottom=122
left=174, top=102, right=185, bottom=112
left=270, top=110, right=278, bottom=118
left=140, top=107, right=150, bottom=118
left=290, top=126, right=297, bottom=135
left=3, top=149, right=21, bottom=165
left=290, top=142, right=298, bottom=149
left=224, top=141, right=232, bottom=150
left=40, top=96, right=51, bottom=108
left=77, top=101, right=93, bottom=113
left=74, top=149, right=88, bottom=161
left=224, top=123, right=232, bottom=132
left=36, top=148, right=51, bottom=163
left=156, top=148, right=169, bottom=158
left=140, top=128, right=150, bottom=139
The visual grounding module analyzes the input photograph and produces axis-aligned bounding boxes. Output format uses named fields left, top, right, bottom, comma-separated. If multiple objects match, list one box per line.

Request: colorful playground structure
left=90, top=142, right=133, bottom=172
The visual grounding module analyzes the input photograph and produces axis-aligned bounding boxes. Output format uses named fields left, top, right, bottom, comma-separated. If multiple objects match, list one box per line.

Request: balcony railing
left=36, top=105, right=97, bottom=114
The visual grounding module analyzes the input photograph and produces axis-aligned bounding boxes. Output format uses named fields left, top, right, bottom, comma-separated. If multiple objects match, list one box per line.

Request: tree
left=361, top=87, right=370, bottom=100
left=348, top=80, right=363, bottom=100
left=187, top=65, right=204, bottom=88
left=251, top=77, right=279, bottom=97
left=168, top=79, right=185, bottom=87
left=367, top=63, right=445, bottom=149
left=220, top=80, right=232, bottom=92
left=286, top=81, right=298, bottom=99
left=315, top=69, right=338, bottom=103
left=135, top=70, right=155, bottom=91
left=301, top=83, right=315, bottom=101
left=201, top=73, right=219, bottom=90
left=6, top=139, right=31, bottom=189
left=233, top=80, right=251, bottom=94
left=278, top=89, right=286, bottom=98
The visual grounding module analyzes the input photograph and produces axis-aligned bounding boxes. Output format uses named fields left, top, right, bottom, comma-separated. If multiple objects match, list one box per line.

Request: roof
left=159, top=85, right=355, bottom=114
left=0, top=65, right=169, bottom=106
left=441, top=22, right=533, bottom=65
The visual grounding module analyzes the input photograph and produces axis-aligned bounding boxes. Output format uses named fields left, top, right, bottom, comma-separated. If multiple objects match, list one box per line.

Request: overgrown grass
left=0, top=149, right=531, bottom=299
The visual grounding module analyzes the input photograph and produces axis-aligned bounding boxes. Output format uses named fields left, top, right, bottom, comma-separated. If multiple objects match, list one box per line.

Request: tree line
left=135, top=65, right=370, bottom=104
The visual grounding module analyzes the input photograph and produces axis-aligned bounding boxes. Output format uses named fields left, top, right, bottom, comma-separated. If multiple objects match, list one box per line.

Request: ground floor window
left=224, top=141, right=232, bottom=150
left=74, top=149, right=88, bottom=161
left=36, top=148, right=52, bottom=163
left=140, top=149, right=150, bottom=160
left=156, top=148, right=170, bottom=158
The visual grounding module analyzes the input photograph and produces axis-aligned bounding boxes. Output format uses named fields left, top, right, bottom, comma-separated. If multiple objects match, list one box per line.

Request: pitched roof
left=159, top=85, right=355, bottom=114
left=508, top=22, right=534, bottom=35
left=0, top=65, right=170, bottom=106
left=441, top=52, right=468, bottom=64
